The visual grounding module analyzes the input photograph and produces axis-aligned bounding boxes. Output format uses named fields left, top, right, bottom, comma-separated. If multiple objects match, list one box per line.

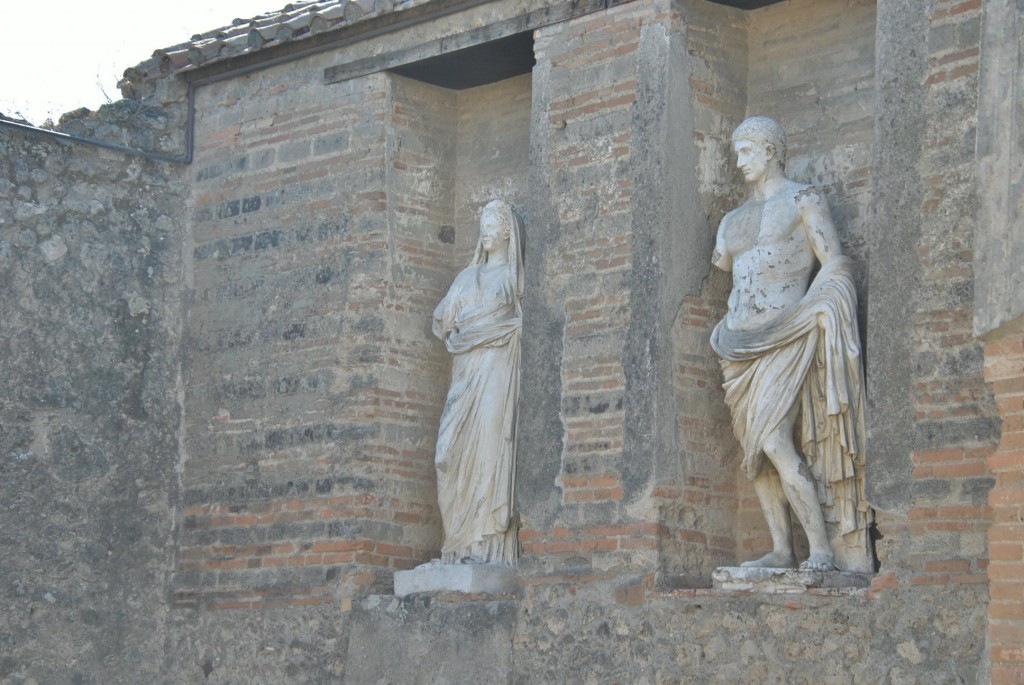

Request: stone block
left=394, top=564, right=520, bottom=597
left=711, top=566, right=873, bottom=592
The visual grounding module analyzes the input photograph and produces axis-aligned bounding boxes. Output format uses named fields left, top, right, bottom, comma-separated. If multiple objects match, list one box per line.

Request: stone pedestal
left=712, top=566, right=872, bottom=593
left=394, top=564, right=519, bottom=597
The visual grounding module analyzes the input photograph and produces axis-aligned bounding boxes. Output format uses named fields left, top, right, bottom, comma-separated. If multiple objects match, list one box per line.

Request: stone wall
left=157, top=580, right=990, bottom=684
left=974, top=0, right=1024, bottom=338
left=0, top=94, right=188, bottom=681
left=365, top=583, right=987, bottom=685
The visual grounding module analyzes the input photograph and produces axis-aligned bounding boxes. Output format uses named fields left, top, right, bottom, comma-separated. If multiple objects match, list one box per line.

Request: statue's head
left=731, top=116, right=787, bottom=180
left=480, top=200, right=516, bottom=250
left=472, top=199, right=525, bottom=297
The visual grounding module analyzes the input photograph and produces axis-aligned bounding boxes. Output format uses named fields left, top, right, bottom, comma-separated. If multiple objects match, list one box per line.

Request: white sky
left=1, top=1, right=284, bottom=125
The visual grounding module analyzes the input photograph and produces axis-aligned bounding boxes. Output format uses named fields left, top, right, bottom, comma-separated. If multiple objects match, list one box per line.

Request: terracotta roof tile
left=156, top=47, right=192, bottom=72
left=314, top=4, right=349, bottom=25
left=187, top=39, right=223, bottom=67
left=222, top=32, right=252, bottom=58
left=120, top=0, right=434, bottom=96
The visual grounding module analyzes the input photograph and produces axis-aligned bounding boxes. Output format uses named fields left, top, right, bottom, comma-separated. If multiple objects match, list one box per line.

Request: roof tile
left=120, top=0, right=437, bottom=98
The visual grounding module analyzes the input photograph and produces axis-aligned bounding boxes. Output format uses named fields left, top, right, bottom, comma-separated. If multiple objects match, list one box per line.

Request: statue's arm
left=797, top=188, right=842, bottom=265
left=712, top=213, right=733, bottom=272
left=432, top=310, right=451, bottom=341
left=433, top=278, right=462, bottom=340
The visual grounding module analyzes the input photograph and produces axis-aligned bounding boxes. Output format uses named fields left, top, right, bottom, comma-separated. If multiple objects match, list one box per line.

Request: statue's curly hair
left=732, top=116, right=787, bottom=169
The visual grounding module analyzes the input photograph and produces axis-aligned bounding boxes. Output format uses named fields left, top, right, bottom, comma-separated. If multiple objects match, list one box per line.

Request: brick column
left=983, top=325, right=1024, bottom=684
left=975, top=0, right=1024, bottom=680
left=518, top=0, right=740, bottom=586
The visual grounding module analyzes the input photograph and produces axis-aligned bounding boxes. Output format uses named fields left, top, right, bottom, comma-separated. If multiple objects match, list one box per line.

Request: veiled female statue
left=431, top=199, right=524, bottom=566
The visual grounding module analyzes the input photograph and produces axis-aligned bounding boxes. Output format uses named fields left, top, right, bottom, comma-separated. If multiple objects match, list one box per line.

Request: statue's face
left=479, top=210, right=510, bottom=254
left=734, top=138, right=771, bottom=183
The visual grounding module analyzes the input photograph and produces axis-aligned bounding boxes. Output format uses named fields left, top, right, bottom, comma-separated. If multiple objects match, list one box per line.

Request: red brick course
left=985, top=326, right=1024, bottom=684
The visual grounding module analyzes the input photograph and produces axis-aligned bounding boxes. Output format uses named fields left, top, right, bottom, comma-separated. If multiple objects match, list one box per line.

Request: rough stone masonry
left=0, top=0, right=1022, bottom=683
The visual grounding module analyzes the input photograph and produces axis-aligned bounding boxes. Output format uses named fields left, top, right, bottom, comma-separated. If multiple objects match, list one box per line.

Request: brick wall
left=176, top=41, right=534, bottom=607
left=178, top=64, right=403, bottom=607
left=520, top=0, right=735, bottom=582
left=871, top=0, right=999, bottom=589
left=985, top=325, right=1024, bottom=684
left=522, top=2, right=651, bottom=577
left=453, top=74, right=533, bottom=251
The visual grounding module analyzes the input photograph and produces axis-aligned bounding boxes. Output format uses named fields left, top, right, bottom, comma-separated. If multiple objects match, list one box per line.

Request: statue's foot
left=415, top=558, right=442, bottom=569
left=799, top=552, right=836, bottom=572
left=740, top=551, right=797, bottom=569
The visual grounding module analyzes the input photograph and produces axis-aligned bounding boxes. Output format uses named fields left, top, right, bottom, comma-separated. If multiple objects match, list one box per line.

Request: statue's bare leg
left=740, top=466, right=797, bottom=568
left=761, top=409, right=835, bottom=572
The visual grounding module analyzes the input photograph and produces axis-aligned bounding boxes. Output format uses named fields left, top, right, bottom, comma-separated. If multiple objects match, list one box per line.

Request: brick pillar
left=984, top=324, right=1024, bottom=684
left=518, top=0, right=736, bottom=586
left=975, top=1, right=1024, bottom=680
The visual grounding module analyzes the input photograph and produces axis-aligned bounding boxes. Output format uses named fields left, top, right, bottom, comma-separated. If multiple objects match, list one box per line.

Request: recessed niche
left=388, top=31, right=535, bottom=90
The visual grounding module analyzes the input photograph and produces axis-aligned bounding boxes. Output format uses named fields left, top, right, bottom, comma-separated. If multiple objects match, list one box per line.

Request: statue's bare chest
left=724, top=196, right=803, bottom=257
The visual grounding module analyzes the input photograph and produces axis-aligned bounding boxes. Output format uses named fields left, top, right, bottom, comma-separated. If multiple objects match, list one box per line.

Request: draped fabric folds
left=431, top=226, right=522, bottom=567
left=710, top=256, right=873, bottom=572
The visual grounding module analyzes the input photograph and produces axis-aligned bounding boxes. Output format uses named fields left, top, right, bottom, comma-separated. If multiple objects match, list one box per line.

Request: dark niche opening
left=389, top=31, right=535, bottom=90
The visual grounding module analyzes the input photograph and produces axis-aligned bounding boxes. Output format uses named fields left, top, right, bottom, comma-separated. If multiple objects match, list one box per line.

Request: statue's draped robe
left=432, top=264, right=520, bottom=566
left=711, top=256, right=873, bottom=572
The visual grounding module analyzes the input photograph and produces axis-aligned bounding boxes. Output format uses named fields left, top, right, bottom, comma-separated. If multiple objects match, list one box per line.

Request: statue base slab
left=712, top=566, right=872, bottom=593
left=394, top=563, right=519, bottom=598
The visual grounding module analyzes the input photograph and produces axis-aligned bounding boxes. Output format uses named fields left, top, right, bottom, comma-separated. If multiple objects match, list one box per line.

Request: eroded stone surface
left=711, top=566, right=872, bottom=592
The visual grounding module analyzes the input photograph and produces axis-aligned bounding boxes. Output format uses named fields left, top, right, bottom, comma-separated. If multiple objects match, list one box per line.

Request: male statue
left=710, top=116, right=873, bottom=573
